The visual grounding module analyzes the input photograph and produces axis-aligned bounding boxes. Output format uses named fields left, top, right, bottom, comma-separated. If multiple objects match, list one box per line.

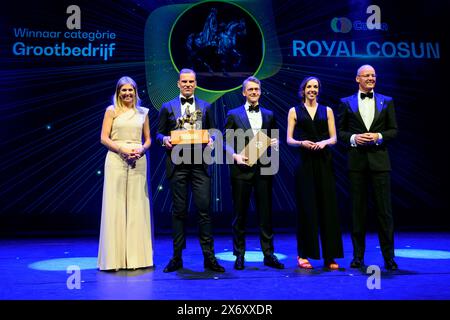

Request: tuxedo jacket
left=338, top=92, right=398, bottom=171
left=224, top=105, right=278, bottom=180
left=156, top=97, right=216, bottom=178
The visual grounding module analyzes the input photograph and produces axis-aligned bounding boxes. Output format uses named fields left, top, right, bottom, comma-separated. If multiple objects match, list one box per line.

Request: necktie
left=360, top=92, right=374, bottom=100
left=248, top=104, right=260, bottom=112
left=181, top=97, right=194, bottom=105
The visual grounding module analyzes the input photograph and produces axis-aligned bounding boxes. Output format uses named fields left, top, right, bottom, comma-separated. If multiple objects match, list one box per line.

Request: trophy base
left=170, top=129, right=209, bottom=144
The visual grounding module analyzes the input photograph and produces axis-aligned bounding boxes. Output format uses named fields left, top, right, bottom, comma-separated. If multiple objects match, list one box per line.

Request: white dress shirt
left=245, top=101, right=262, bottom=136
left=358, top=90, right=375, bottom=131
left=350, top=91, right=383, bottom=147
left=180, top=94, right=195, bottom=116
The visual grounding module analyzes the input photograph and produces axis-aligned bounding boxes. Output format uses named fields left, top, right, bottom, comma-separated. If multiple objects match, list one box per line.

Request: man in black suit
left=224, top=76, right=284, bottom=270
left=157, top=68, right=225, bottom=273
left=338, top=65, right=398, bottom=270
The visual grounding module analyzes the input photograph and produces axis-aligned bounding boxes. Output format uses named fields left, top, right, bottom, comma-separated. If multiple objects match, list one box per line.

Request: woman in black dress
left=286, top=76, right=343, bottom=269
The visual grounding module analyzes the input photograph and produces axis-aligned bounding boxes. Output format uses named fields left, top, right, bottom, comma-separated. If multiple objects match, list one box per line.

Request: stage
left=1, top=232, right=450, bottom=300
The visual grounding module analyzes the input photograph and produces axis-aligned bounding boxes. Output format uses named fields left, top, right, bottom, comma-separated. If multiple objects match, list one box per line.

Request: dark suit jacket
left=338, top=92, right=398, bottom=171
left=224, top=105, right=278, bottom=180
left=156, top=97, right=216, bottom=178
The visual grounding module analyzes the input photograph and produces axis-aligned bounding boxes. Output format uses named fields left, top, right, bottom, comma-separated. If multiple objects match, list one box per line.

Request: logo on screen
left=169, top=1, right=263, bottom=91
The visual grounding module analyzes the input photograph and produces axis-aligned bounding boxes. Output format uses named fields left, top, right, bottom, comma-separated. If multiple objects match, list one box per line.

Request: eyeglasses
left=358, top=74, right=377, bottom=78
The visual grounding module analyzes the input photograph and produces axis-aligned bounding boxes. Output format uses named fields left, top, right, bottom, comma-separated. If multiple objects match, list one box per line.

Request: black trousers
left=231, top=175, right=274, bottom=257
left=295, top=150, right=343, bottom=260
left=169, top=164, right=214, bottom=259
left=349, top=170, right=394, bottom=260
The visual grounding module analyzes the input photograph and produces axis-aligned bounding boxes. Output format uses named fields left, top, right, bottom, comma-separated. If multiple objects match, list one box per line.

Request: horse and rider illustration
left=186, top=8, right=247, bottom=75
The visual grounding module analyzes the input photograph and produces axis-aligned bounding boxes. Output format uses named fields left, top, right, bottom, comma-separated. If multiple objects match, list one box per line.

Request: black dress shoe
left=234, top=255, right=245, bottom=270
left=204, top=257, right=225, bottom=273
left=263, top=254, right=284, bottom=269
left=350, top=257, right=364, bottom=268
left=384, top=258, right=398, bottom=270
left=163, top=257, right=183, bottom=273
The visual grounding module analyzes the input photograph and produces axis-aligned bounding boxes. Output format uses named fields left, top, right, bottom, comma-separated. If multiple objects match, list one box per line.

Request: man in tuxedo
left=157, top=68, right=225, bottom=273
left=224, top=76, right=284, bottom=270
left=338, top=65, right=399, bottom=270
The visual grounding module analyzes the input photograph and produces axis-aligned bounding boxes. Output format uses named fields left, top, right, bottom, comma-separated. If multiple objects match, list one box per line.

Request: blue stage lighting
left=28, top=257, right=97, bottom=271
left=215, top=251, right=287, bottom=262
left=394, top=249, right=450, bottom=259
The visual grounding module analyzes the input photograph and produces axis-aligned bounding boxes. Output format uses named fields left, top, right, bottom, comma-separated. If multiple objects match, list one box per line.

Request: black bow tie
left=181, top=97, right=194, bottom=105
left=248, top=104, right=260, bottom=112
left=360, top=92, right=374, bottom=100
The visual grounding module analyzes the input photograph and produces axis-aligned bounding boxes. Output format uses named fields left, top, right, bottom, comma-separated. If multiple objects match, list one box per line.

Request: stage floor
left=1, top=232, right=450, bottom=300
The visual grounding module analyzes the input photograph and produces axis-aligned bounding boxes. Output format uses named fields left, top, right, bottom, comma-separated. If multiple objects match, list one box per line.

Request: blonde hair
left=112, top=76, right=143, bottom=115
left=242, top=76, right=261, bottom=92
left=179, top=68, right=196, bottom=78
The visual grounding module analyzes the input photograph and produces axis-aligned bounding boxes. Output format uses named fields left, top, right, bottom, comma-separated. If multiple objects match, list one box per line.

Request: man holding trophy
left=157, top=68, right=225, bottom=273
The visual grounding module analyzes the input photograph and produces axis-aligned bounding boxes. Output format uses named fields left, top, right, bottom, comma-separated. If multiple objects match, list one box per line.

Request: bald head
left=356, top=65, right=377, bottom=93
left=357, top=64, right=375, bottom=76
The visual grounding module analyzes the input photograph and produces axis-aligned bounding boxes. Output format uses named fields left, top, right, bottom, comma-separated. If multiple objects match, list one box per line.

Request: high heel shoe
left=324, top=259, right=339, bottom=270
left=297, top=257, right=313, bottom=269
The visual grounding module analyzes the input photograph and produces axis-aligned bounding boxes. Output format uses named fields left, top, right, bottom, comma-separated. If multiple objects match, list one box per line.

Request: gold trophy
left=170, top=108, right=209, bottom=144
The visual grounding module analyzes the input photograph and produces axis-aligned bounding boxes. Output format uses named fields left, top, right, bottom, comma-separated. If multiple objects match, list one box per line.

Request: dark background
left=170, top=1, right=263, bottom=90
left=1, top=0, right=449, bottom=235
